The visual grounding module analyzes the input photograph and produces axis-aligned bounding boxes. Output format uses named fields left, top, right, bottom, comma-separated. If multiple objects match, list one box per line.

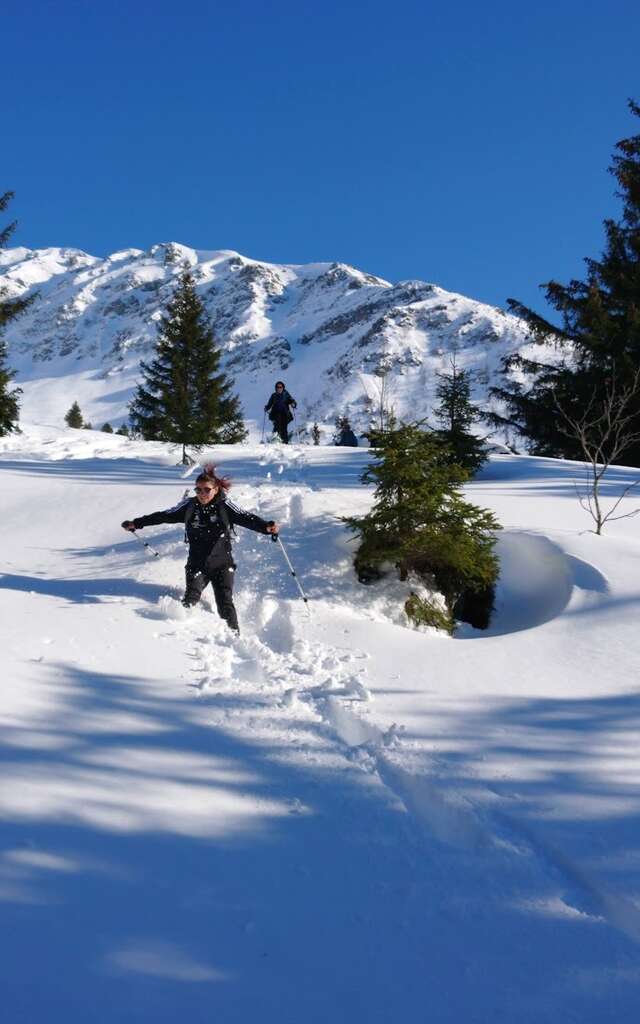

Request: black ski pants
left=271, top=412, right=289, bottom=444
left=184, top=565, right=239, bottom=632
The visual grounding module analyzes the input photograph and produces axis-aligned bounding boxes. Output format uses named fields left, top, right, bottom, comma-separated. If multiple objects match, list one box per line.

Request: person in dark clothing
left=336, top=422, right=358, bottom=446
left=265, top=380, right=297, bottom=443
left=122, top=465, right=279, bottom=633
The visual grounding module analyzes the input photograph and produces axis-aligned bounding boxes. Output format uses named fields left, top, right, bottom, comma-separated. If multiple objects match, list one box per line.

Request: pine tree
left=115, top=424, right=129, bottom=436
left=101, top=422, right=114, bottom=433
left=434, top=355, right=487, bottom=474
left=64, top=401, right=83, bottom=428
left=491, top=100, right=640, bottom=462
left=335, top=413, right=350, bottom=434
left=129, top=271, right=246, bottom=463
left=312, top=422, right=321, bottom=445
left=0, top=191, right=31, bottom=436
left=344, top=423, right=500, bottom=631
left=0, top=337, right=20, bottom=436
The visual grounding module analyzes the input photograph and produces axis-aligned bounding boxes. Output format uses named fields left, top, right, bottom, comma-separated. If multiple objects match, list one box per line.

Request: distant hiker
left=336, top=421, right=358, bottom=447
left=265, top=381, right=297, bottom=444
left=121, top=465, right=279, bottom=634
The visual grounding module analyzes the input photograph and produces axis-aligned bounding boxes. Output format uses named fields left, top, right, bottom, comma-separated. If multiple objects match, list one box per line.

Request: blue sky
left=3, top=0, right=639, bottom=314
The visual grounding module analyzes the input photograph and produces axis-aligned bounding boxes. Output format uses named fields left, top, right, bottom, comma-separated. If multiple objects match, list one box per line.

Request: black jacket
left=265, top=389, right=296, bottom=423
left=132, top=493, right=272, bottom=570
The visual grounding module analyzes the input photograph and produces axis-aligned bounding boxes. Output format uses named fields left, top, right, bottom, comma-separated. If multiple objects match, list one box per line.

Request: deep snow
left=2, top=425, right=640, bottom=1023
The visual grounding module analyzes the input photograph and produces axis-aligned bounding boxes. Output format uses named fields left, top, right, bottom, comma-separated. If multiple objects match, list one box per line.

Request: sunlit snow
left=2, top=423, right=640, bottom=1022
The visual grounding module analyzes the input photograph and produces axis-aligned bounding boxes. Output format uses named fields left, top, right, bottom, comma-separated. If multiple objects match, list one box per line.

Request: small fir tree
left=129, top=271, right=246, bottom=464
left=312, top=422, right=321, bottom=445
left=344, top=423, right=500, bottom=631
left=101, top=422, right=114, bottom=433
left=491, top=99, right=640, bottom=463
left=434, top=355, right=487, bottom=474
left=0, top=191, right=32, bottom=436
left=64, top=401, right=84, bottom=428
left=334, top=413, right=348, bottom=444
left=115, top=424, right=130, bottom=436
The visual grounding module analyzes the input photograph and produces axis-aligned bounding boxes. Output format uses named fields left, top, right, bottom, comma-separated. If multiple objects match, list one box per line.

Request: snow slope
left=1, top=244, right=555, bottom=439
left=2, top=427, right=640, bottom=1023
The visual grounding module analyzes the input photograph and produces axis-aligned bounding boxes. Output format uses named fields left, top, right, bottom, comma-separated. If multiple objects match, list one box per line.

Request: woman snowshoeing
left=265, top=381, right=297, bottom=443
left=121, top=466, right=279, bottom=633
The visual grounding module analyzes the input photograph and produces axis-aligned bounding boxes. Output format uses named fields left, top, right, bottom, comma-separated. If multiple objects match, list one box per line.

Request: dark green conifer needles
left=0, top=191, right=31, bottom=436
left=345, top=423, right=500, bottom=632
left=129, top=271, right=246, bottom=463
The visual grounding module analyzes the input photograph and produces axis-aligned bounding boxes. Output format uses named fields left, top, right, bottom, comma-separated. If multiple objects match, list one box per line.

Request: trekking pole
left=272, top=534, right=311, bottom=614
left=261, top=411, right=266, bottom=443
left=127, top=528, right=161, bottom=558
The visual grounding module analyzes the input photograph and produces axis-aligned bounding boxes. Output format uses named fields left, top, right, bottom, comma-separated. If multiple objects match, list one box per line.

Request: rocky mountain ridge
left=1, top=242, right=546, bottom=437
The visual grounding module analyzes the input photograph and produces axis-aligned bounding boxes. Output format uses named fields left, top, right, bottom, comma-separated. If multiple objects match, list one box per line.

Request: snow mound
left=467, top=531, right=609, bottom=638
left=491, top=532, right=573, bottom=634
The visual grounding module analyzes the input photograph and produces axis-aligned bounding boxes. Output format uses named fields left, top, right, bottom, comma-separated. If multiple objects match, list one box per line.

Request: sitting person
left=336, top=420, right=358, bottom=446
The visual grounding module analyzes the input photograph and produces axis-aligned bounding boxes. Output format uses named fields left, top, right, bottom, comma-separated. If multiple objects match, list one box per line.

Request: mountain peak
left=2, top=242, right=546, bottom=434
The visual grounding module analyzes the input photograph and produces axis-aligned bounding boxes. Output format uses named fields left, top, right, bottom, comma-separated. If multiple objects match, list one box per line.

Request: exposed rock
left=1, top=243, right=559, bottom=433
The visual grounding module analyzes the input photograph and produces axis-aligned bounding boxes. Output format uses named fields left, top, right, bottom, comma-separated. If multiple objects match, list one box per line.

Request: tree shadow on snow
left=3, top=659, right=640, bottom=1023
left=0, top=572, right=169, bottom=605
left=395, top=691, right=640, bottom=916
left=473, top=454, right=640, bottom=502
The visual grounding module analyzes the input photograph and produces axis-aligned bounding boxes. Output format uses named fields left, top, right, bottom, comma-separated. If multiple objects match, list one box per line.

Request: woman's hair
left=195, top=463, right=231, bottom=491
left=275, top=380, right=285, bottom=388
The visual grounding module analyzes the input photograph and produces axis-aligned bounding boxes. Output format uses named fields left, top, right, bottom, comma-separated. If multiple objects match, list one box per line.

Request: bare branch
left=602, top=508, right=640, bottom=523
left=599, top=479, right=640, bottom=527
left=554, top=369, right=640, bottom=534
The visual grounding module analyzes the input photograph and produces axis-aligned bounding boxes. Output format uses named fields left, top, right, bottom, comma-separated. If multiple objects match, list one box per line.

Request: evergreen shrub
left=345, top=423, right=501, bottom=631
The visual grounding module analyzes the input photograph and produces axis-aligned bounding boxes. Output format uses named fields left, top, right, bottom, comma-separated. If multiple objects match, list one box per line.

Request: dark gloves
left=121, top=520, right=137, bottom=531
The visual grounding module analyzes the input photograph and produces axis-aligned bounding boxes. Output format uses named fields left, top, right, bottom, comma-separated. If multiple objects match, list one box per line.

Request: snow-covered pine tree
left=434, top=355, right=487, bottom=475
left=345, top=423, right=500, bottom=631
left=0, top=191, right=31, bottom=436
left=129, top=271, right=247, bottom=464
left=64, top=401, right=83, bottom=428
left=491, top=99, right=640, bottom=463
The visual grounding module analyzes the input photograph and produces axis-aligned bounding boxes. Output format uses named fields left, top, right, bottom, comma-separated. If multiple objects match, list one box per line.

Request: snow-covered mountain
left=1, top=243, right=546, bottom=436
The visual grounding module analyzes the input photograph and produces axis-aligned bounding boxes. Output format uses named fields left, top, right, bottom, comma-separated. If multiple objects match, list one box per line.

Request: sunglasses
left=194, top=486, right=214, bottom=494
